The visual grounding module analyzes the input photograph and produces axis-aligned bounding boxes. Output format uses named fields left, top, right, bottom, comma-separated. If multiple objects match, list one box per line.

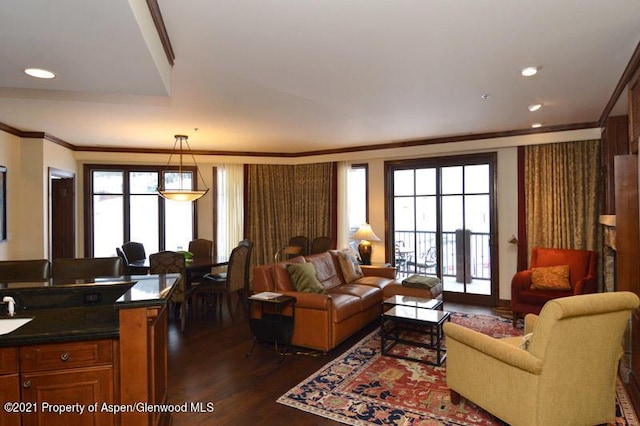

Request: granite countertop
left=0, top=273, right=178, bottom=347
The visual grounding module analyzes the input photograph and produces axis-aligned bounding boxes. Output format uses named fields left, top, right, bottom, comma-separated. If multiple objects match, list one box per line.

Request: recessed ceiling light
left=528, top=103, right=542, bottom=112
left=481, top=94, right=491, bottom=100
left=24, top=68, right=56, bottom=79
left=531, top=123, right=542, bottom=128
left=521, top=66, right=540, bottom=77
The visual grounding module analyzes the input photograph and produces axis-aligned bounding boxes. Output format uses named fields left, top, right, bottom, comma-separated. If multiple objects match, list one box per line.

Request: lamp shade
left=157, top=189, right=209, bottom=202
left=351, top=223, right=381, bottom=242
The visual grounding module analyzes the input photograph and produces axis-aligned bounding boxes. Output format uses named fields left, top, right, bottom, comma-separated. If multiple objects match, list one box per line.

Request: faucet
left=2, top=296, right=15, bottom=317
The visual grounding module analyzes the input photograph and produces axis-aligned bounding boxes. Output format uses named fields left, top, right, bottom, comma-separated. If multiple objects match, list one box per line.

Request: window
left=84, top=165, right=197, bottom=257
left=348, top=164, right=368, bottom=233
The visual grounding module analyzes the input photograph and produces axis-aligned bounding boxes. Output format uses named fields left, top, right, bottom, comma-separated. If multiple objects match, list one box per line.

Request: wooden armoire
left=609, top=66, right=640, bottom=411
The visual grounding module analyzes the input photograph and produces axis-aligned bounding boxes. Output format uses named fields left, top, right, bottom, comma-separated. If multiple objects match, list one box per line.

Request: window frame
left=83, top=164, right=200, bottom=257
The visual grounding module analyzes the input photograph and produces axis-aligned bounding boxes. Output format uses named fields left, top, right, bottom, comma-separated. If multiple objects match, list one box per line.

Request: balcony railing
left=394, top=230, right=491, bottom=281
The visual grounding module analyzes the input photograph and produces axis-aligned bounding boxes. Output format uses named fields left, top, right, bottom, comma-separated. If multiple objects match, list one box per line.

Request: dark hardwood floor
left=166, top=301, right=495, bottom=425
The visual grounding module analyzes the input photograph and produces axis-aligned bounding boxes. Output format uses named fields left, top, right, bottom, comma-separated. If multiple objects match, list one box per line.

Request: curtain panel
left=245, top=163, right=335, bottom=267
left=524, top=139, right=601, bottom=260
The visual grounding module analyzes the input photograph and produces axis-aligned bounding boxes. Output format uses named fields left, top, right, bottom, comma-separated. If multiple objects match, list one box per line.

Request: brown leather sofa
left=252, top=250, right=443, bottom=352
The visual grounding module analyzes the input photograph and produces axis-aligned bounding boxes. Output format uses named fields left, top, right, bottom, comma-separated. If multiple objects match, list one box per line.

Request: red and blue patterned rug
left=278, top=312, right=638, bottom=425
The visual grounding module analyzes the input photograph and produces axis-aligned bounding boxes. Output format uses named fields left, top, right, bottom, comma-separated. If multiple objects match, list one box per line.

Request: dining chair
left=288, top=235, right=309, bottom=256
left=149, top=250, right=191, bottom=332
left=0, top=259, right=51, bottom=285
left=187, top=238, right=214, bottom=287
left=188, top=238, right=213, bottom=258
left=52, top=257, right=123, bottom=284
left=122, top=241, right=148, bottom=274
left=115, top=247, right=131, bottom=275
left=195, top=239, right=253, bottom=320
left=310, top=236, right=332, bottom=254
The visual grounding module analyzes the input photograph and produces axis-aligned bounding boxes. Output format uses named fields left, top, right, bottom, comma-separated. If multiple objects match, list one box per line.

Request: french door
left=386, top=153, right=497, bottom=306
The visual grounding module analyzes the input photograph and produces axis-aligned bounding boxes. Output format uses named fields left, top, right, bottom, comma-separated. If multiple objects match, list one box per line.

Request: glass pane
left=441, top=166, right=462, bottom=195
left=93, top=171, right=123, bottom=194
left=441, top=195, right=462, bottom=291
left=165, top=200, right=193, bottom=251
left=394, top=197, right=415, bottom=233
left=394, top=197, right=414, bottom=275
left=394, top=170, right=414, bottom=196
left=414, top=195, right=437, bottom=275
left=164, top=171, right=193, bottom=191
left=466, top=194, right=491, bottom=294
left=348, top=167, right=367, bottom=232
left=415, top=168, right=436, bottom=195
left=130, top=171, right=159, bottom=194
left=93, top=195, right=123, bottom=257
left=464, top=164, right=489, bottom=194
left=130, top=195, right=159, bottom=254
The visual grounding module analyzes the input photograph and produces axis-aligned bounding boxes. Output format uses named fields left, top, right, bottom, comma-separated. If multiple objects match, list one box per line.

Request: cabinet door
left=0, top=374, right=20, bottom=426
left=21, top=366, right=114, bottom=426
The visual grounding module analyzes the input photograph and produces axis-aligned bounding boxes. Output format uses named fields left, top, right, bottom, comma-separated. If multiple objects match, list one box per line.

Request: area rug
left=278, top=312, right=638, bottom=425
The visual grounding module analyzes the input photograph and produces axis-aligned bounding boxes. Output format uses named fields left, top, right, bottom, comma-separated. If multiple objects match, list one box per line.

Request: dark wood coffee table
left=380, top=305, right=450, bottom=366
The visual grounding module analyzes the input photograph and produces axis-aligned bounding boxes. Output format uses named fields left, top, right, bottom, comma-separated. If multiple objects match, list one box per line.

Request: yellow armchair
left=443, top=291, right=639, bottom=426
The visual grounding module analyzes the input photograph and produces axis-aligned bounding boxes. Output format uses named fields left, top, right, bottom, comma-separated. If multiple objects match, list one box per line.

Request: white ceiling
left=1, top=0, right=639, bottom=154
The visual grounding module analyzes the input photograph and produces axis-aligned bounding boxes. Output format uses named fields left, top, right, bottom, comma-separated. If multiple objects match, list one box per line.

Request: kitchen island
left=0, top=273, right=178, bottom=426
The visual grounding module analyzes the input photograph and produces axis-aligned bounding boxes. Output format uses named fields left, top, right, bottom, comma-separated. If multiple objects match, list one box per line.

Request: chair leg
left=450, top=389, right=461, bottom=405
left=226, top=293, right=234, bottom=320
left=512, top=312, right=520, bottom=328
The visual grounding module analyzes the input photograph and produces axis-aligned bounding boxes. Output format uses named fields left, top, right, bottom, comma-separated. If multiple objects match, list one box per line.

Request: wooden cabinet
left=0, top=341, right=116, bottom=426
left=614, top=155, right=640, bottom=409
left=119, top=305, right=169, bottom=426
left=0, top=348, right=20, bottom=426
left=20, top=340, right=115, bottom=426
left=602, top=115, right=630, bottom=214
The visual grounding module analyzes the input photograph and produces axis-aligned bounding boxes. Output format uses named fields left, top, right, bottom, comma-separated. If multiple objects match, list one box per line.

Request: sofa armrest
left=511, top=270, right=533, bottom=300
left=279, top=291, right=332, bottom=310
left=572, top=275, right=597, bottom=294
left=524, top=313, right=538, bottom=334
left=443, top=322, right=543, bottom=374
left=361, top=265, right=396, bottom=279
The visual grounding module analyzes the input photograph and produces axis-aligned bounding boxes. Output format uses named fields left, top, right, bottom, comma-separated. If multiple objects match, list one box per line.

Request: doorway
left=386, top=153, right=498, bottom=306
left=49, top=168, right=75, bottom=259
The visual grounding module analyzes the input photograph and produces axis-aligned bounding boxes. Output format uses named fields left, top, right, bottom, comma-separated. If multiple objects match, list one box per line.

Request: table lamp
left=351, top=223, right=381, bottom=265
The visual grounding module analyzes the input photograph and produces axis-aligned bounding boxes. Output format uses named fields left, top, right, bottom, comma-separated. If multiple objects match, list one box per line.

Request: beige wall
left=0, top=134, right=77, bottom=259
left=1, top=127, right=601, bottom=300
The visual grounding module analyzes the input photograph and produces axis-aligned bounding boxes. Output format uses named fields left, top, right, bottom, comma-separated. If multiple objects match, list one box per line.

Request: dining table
left=128, top=255, right=229, bottom=291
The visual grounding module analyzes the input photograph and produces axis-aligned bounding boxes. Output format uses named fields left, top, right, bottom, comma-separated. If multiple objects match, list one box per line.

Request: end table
left=246, top=294, right=296, bottom=358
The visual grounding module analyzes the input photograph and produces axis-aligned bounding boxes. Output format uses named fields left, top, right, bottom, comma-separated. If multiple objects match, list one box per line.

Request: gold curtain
left=246, top=163, right=334, bottom=266
left=524, top=139, right=601, bottom=258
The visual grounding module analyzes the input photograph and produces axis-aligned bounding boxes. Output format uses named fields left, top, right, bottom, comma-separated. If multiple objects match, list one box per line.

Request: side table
left=246, top=294, right=296, bottom=358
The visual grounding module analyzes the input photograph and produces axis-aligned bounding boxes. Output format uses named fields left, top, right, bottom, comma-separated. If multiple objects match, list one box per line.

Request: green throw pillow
left=286, top=263, right=327, bottom=294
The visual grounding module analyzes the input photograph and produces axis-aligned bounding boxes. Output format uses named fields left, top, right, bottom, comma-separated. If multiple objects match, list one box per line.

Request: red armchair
left=511, top=247, right=598, bottom=326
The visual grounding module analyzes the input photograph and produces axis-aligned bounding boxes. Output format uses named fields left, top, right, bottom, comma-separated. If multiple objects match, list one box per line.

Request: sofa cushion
left=327, top=293, right=362, bottom=322
left=305, top=252, right=343, bottom=290
left=353, top=275, right=395, bottom=290
left=336, top=249, right=364, bottom=283
left=287, top=263, right=327, bottom=294
left=530, top=265, right=571, bottom=290
left=518, top=288, right=572, bottom=304
left=330, top=283, right=381, bottom=310
left=273, top=255, right=306, bottom=292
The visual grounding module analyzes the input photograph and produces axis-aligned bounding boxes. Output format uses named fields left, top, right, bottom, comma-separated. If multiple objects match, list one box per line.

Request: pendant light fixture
left=156, top=134, right=209, bottom=202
